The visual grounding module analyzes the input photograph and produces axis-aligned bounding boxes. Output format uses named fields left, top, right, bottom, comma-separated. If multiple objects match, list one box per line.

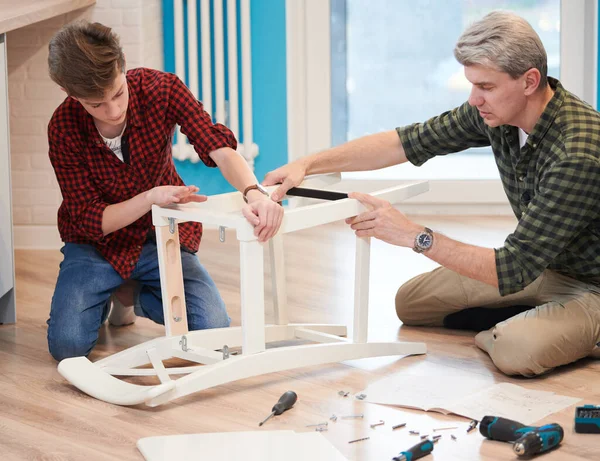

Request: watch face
left=418, top=232, right=432, bottom=248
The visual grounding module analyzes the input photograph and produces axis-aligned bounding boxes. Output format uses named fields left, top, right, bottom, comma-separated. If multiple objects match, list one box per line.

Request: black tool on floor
left=285, top=187, right=348, bottom=201
left=480, top=415, right=563, bottom=456
left=575, top=405, right=600, bottom=433
left=392, top=438, right=436, bottom=461
left=258, top=390, right=298, bottom=426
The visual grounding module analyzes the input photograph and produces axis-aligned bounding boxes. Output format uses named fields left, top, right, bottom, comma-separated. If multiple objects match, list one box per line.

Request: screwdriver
left=513, top=426, right=564, bottom=457
left=258, top=391, right=298, bottom=426
left=392, top=438, right=436, bottom=461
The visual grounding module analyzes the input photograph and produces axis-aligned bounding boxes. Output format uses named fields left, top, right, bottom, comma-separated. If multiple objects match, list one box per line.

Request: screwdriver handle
left=392, top=439, right=435, bottom=461
left=513, top=424, right=564, bottom=457
left=271, top=390, right=298, bottom=415
left=479, top=415, right=536, bottom=442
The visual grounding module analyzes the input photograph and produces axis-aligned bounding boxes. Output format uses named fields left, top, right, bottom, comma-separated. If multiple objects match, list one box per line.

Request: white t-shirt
left=100, top=123, right=127, bottom=162
left=518, top=127, right=529, bottom=149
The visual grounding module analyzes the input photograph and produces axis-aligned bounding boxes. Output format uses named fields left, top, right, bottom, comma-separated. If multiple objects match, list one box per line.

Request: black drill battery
left=575, top=405, right=600, bottom=434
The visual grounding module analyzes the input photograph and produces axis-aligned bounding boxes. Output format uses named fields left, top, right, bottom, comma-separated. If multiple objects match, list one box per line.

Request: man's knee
left=48, top=329, right=94, bottom=362
left=395, top=281, right=422, bottom=325
left=488, top=327, right=552, bottom=377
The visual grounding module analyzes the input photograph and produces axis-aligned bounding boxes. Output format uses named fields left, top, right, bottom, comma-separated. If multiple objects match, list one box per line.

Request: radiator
left=170, top=0, right=258, bottom=168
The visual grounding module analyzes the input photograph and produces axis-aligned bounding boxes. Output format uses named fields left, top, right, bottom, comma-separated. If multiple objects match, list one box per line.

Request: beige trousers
left=395, top=267, right=600, bottom=377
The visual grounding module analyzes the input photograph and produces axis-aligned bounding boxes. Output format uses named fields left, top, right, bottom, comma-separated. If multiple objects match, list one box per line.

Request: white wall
left=7, top=0, right=163, bottom=249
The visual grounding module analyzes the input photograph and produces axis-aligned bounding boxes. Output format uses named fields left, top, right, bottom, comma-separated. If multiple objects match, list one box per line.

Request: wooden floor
left=1, top=216, right=599, bottom=461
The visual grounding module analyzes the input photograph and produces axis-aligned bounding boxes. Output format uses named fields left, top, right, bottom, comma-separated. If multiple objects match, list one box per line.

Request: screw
left=433, top=435, right=442, bottom=441
left=306, top=422, right=328, bottom=427
left=370, top=420, right=385, bottom=428
left=330, top=414, right=338, bottom=422
left=348, top=437, right=370, bottom=444
left=341, top=414, right=364, bottom=419
left=315, top=427, right=328, bottom=432
left=409, top=430, right=420, bottom=435
left=338, top=390, right=350, bottom=397
left=392, top=423, right=406, bottom=430
left=355, top=393, right=367, bottom=400
left=451, top=435, right=457, bottom=441
left=420, top=434, right=429, bottom=440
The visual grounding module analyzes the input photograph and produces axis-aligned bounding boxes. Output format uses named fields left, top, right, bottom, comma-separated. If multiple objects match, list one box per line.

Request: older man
left=264, top=11, right=600, bottom=377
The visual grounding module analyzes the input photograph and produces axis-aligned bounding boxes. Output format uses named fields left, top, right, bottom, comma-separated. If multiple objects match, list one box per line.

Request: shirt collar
left=525, top=76, right=565, bottom=147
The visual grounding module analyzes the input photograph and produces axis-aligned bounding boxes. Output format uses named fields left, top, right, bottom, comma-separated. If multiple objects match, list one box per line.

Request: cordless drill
left=479, top=415, right=564, bottom=457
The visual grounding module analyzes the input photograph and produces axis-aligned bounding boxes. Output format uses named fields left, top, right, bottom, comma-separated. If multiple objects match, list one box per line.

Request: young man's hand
left=242, top=191, right=284, bottom=242
left=262, top=160, right=308, bottom=202
left=147, top=185, right=208, bottom=207
left=345, top=192, right=421, bottom=247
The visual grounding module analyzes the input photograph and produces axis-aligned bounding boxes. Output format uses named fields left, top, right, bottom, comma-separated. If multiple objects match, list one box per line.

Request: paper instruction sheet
left=362, top=375, right=581, bottom=425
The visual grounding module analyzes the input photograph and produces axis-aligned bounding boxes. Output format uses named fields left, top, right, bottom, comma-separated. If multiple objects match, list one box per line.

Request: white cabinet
left=0, top=33, right=15, bottom=323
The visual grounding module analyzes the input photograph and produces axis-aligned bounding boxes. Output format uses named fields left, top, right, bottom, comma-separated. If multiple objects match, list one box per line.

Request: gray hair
left=454, top=11, right=548, bottom=89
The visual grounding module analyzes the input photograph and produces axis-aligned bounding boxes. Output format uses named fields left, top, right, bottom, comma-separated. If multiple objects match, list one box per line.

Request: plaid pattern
left=397, top=77, right=600, bottom=296
left=48, top=68, right=237, bottom=279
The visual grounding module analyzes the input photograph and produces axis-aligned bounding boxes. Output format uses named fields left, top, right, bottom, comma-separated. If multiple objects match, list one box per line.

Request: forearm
left=303, top=130, right=408, bottom=175
left=102, top=191, right=151, bottom=236
left=426, top=233, right=499, bottom=288
left=210, top=147, right=258, bottom=192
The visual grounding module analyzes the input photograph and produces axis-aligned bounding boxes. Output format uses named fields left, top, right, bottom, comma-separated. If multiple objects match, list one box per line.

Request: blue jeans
left=47, top=239, right=230, bottom=361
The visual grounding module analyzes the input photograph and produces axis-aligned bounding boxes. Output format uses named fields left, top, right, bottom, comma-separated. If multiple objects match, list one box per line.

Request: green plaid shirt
left=397, top=78, right=600, bottom=296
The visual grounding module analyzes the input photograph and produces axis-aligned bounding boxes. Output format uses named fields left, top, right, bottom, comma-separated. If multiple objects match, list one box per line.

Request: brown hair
left=48, top=21, right=125, bottom=99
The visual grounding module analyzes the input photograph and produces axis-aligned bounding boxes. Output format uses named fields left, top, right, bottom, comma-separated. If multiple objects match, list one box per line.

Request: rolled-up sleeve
left=48, top=125, right=113, bottom=244
left=495, top=156, right=600, bottom=295
left=396, top=102, right=490, bottom=166
left=165, top=73, right=237, bottom=167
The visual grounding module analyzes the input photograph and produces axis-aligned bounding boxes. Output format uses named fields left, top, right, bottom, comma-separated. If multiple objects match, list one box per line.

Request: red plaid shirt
left=48, top=68, right=237, bottom=278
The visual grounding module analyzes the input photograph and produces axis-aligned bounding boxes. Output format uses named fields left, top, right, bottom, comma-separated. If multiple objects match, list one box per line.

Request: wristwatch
left=243, top=183, right=269, bottom=203
left=413, top=227, right=434, bottom=253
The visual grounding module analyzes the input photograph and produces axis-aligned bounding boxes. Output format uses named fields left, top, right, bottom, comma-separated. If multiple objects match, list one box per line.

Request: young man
left=46, top=21, right=283, bottom=361
left=264, top=11, right=600, bottom=377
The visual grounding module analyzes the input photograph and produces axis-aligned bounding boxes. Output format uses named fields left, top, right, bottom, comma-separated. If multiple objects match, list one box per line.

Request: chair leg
left=240, top=240, right=266, bottom=354
left=353, top=236, right=371, bottom=343
left=155, top=221, right=189, bottom=337
left=269, top=233, right=289, bottom=325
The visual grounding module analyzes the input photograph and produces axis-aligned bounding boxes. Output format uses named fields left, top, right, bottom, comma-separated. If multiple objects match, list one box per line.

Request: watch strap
left=243, top=184, right=268, bottom=203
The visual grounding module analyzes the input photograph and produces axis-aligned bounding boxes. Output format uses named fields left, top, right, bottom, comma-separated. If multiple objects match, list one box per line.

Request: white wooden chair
left=58, top=174, right=428, bottom=407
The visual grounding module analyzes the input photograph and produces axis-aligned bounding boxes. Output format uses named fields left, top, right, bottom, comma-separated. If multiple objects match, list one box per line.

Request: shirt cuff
left=195, top=123, right=238, bottom=168
left=396, top=125, right=434, bottom=167
left=494, top=246, right=527, bottom=296
left=78, top=201, right=114, bottom=244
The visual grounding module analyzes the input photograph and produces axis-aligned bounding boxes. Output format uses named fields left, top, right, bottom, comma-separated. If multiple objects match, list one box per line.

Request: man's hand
left=262, top=160, right=308, bottom=202
left=242, top=191, right=284, bottom=242
left=346, top=192, right=422, bottom=247
left=147, top=185, right=208, bottom=207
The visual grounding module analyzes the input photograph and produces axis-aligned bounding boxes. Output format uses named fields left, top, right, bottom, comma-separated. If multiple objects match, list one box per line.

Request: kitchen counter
left=0, top=0, right=95, bottom=34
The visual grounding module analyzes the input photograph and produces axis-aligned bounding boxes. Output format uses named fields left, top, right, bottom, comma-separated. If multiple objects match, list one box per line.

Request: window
left=331, top=0, right=561, bottom=180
